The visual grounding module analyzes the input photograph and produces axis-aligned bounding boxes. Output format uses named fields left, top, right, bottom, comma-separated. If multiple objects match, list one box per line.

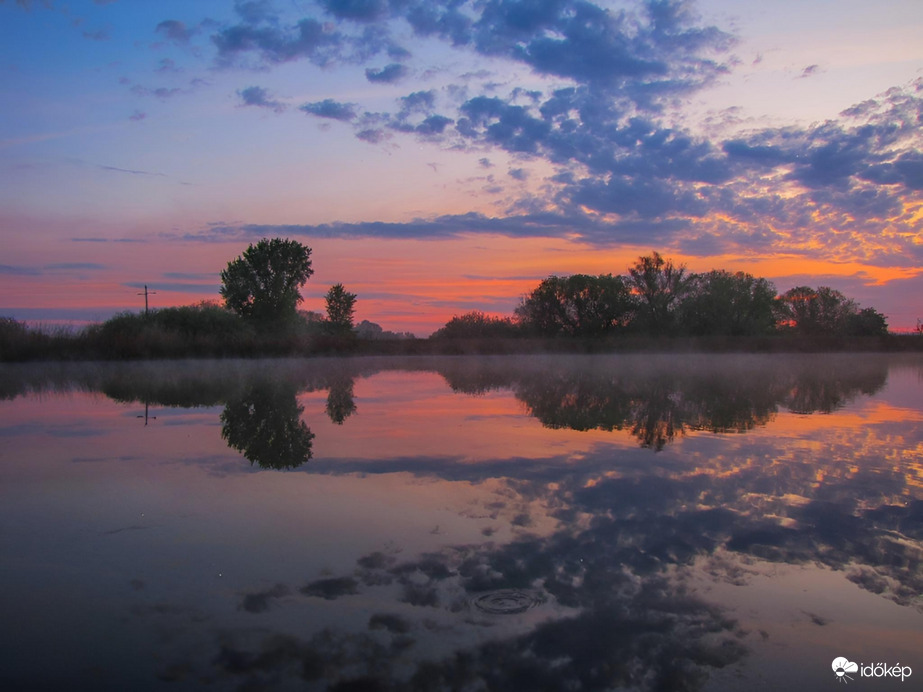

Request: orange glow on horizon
left=2, top=230, right=921, bottom=335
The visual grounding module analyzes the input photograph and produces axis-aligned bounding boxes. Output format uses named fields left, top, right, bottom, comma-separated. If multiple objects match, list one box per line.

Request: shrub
left=432, top=311, right=520, bottom=339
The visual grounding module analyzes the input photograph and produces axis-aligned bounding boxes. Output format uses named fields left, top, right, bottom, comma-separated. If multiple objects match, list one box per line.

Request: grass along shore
left=2, top=312, right=922, bottom=362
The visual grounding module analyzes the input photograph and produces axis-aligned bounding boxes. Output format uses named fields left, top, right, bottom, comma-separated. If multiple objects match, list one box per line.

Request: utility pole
left=137, top=401, right=157, bottom=426
left=137, top=285, right=157, bottom=315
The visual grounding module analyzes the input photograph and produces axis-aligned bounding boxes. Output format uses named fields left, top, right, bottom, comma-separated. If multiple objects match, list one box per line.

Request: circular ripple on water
left=471, top=589, right=545, bottom=615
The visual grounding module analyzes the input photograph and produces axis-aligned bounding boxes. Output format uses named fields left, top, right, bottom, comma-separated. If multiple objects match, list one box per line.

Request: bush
left=0, top=317, right=38, bottom=361
left=432, top=311, right=520, bottom=339
left=90, top=304, right=256, bottom=358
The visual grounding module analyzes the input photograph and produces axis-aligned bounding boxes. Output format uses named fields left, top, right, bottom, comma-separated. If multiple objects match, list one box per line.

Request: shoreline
left=2, top=333, right=922, bottom=362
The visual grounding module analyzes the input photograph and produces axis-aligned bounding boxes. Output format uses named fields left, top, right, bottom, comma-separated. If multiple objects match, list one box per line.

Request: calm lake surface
left=1, top=353, right=921, bottom=691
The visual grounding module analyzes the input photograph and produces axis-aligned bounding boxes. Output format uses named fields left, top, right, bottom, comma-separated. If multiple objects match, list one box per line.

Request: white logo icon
left=833, top=657, right=859, bottom=684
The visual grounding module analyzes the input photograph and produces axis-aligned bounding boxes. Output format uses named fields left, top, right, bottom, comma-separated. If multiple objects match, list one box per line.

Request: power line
left=137, top=285, right=157, bottom=315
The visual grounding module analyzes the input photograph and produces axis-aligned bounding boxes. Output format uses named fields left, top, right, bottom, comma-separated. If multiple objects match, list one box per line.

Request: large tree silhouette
left=220, top=238, right=313, bottom=326
left=220, top=381, right=315, bottom=470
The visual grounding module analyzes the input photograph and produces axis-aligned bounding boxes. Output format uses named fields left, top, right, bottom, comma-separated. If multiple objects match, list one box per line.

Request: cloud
left=44, top=263, right=107, bottom=270
left=414, top=114, right=453, bottom=135
left=238, top=583, right=290, bottom=613
left=124, top=281, right=218, bottom=294
left=162, top=271, right=217, bottom=281
left=155, top=19, right=194, bottom=44
left=190, top=0, right=737, bottom=213
left=300, top=98, right=357, bottom=121
left=186, top=209, right=692, bottom=246
left=238, top=85, right=285, bottom=113
left=320, top=0, right=388, bottom=22
left=138, top=1, right=922, bottom=263
left=82, top=27, right=109, bottom=41
left=97, top=164, right=165, bottom=177
left=156, top=58, right=180, bottom=73
left=126, top=76, right=201, bottom=100
left=356, top=128, right=388, bottom=143
left=457, top=95, right=551, bottom=154
left=212, top=16, right=345, bottom=66
left=397, top=90, right=435, bottom=114
left=232, top=0, right=276, bottom=25
left=202, top=0, right=732, bottom=103
left=0, top=1, right=53, bottom=10
left=798, top=64, right=821, bottom=79
left=404, top=0, right=733, bottom=97
left=508, top=168, right=528, bottom=181
left=365, top=63, right=408, bottom=83
left=0, top=264, right=41, bottom=276
left=71, top=236, right=145, bottom=243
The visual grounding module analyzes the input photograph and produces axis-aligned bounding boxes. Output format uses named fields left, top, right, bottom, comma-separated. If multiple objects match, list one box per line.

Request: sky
left=1, top=0, right=921, bottom=335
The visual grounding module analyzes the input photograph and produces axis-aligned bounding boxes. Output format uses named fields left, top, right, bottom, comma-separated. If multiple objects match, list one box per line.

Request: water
left=1, top=354, right=921, bottom=691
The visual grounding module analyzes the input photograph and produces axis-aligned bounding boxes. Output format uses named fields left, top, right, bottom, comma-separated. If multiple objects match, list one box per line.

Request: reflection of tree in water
left=15, top=360, right=364, bottom=468
left=442, top=355, right=889, bottom=450
left=325, top=374, right=357, bottom=425
left=81, top=355, right=915, bottom=689
left=785, top=360, right=888, bottom=414
left=2, top=353, right=891, bottom=455
left=220, top=381, right=315, bottom=469
left=626, top=375, right=689, bottom=450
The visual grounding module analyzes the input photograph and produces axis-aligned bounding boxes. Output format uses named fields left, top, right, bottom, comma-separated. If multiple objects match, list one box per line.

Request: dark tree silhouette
left=324, top=283, right=357, bottom=334
left=626, top=252, right=689, bottom=335
left=776, top=285, right=865, bottom=335
left=220, top=238, right=314, bottom=325
left=679, top=270, right=777, bottom=336
left=221, top=382, right=315, bottom=469
left=432, top=311, right=518, bottom=339
left=846, top=307, right=889, bottom=336
left=325, top=375, right=357, bottom=425
left=515, top=274, right=635, bottom=336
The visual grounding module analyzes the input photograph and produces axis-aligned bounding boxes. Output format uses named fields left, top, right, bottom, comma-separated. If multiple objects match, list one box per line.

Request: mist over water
left=1, top=354, right=921, bottom=690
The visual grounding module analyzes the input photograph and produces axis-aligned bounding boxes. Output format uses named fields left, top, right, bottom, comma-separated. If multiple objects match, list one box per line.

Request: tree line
left=0, top=240, right=912, bottom=361
left=0, top=237, right=373, bottom=360
left=434, top=251, right=890, bottom=339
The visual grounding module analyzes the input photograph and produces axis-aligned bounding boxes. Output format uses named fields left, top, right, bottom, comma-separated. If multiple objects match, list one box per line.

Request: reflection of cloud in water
left=198, top=533, right=748, bottom=691
left=239, top=583, right=290, bottom=613
left=300, top=577, right=360, bottom=600
left=102, top=524, right=150, bottom=535
left=472, top=589, right=545, bottom=614
left=0, top=422, right=107, bottom=438
left=3, top=354, right=921, bottom=689
left=369, top=613, right=411, bottom=634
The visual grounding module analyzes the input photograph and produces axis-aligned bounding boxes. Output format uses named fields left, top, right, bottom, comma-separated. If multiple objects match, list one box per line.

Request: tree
left=220, top=381, right=315, bottom=469
left=432, top=311, right=518, bottom=339
left=678, top=270, right=777, bottom=336
left=515, top=274, right=635, bottom=337
left=325, top=374, right=357, bottom=424
left=776, top=286, right=857, bottom=335
left=324, top=283, right=357, bottom=334
left=845, top=307, right=888, bottom=336
left=626, top=252, right=688, bottom=335
left=220, top=238, right=313, bottom=325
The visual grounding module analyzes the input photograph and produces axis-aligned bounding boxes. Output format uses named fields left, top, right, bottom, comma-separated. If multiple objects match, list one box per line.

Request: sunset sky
left=1, top=0, right=921, bottom=335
